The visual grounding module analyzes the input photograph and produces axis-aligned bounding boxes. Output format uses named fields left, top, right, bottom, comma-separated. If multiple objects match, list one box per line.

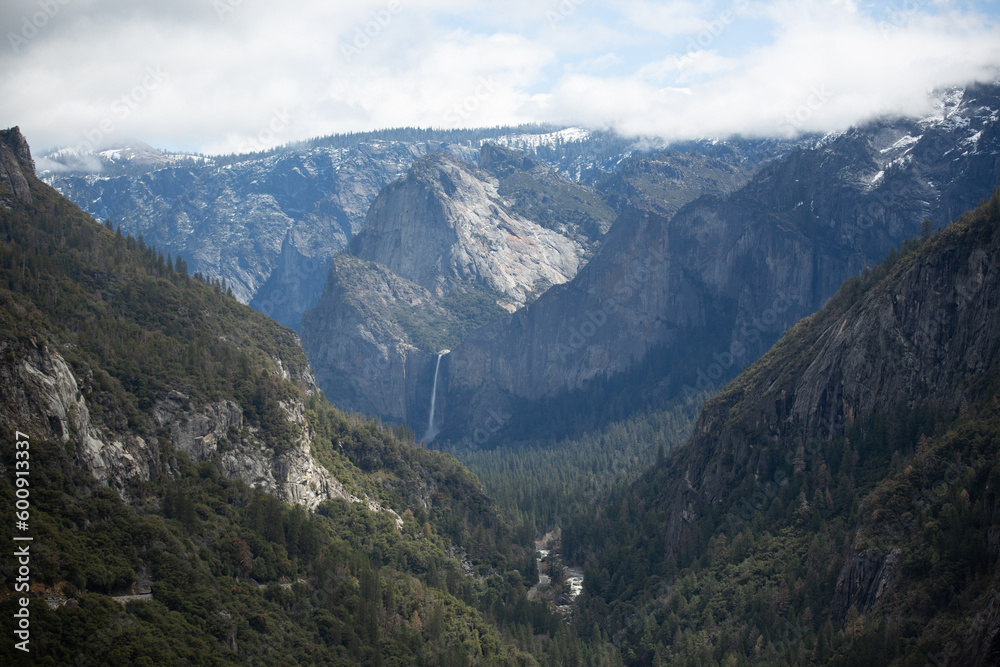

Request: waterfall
left=423, top=350, right=449, bottom=443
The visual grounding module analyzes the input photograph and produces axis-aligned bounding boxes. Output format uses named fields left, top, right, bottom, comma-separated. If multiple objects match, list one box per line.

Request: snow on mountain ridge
left=490, top=127, right=591, bottom=152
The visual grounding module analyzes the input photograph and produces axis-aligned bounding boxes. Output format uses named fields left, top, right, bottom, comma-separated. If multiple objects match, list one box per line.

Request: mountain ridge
left=436, top=82, right=1000, bottom=445
left=1, top=126, right=608, bottom=664
left=566, top=189, right=1000, bottom=665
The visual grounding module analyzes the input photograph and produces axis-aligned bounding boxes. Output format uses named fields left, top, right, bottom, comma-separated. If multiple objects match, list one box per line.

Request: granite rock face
left=3, top=338, right=155, bottom=496
left=659, top=196, right=1000, bottom=596
left=0, top=126, right=34, bottom=204
left=349, top=152, right=586, bottom=312
left=150, top=391, right=356, bottom=510
left=302, top=150, right=606, bottom=428
left=578, top=193, right=1000, bottom=665
left=37, top=127, right=765, bottom=331
left=0, top=131, right=404, bottom=526
left=438, top=83, right=1000, bottom=439
left=301, top=254, right=446, bottom=421
left=39, top=138, right=478, bottom=320
left=0, top=334, right=360, bottom=511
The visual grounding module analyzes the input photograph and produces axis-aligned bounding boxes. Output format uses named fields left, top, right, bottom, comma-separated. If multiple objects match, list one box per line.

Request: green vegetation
left=453, top=399, right=702, bottom=535
left=592, top=147, right=751, bottom=219
left=0, top=166, right=619, bottom=664
left=563, top=400, right=981, bottom=665
left=489, top=161, right=616, bottom=248
left=553, top=191, right=1000, bottom=665
left=467, top=329, right=742, bottom=448
left=0, top=434, right=524, bottom=665
left=395, top=286, right=508, bottom=354
left=6, top=130, right=998, bottom=665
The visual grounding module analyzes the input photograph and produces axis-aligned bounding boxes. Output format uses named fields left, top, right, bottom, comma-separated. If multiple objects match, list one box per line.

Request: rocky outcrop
left=569, top=192, right=1000, bottom=665
left=831, top=550, right=898, bottom=619
left=957, top=579, right=1000, bottom=666
left=349, top=152, right=585, bottom=311
left=249, top=233, right=331, bottom=330
left=1, top=338, right=155, bottom=496
left=151, top=391, right=355, bottom=510
left=301, top=254, right=445, bottom=421
left=654, top=193, right=1000, bottom=615
left=445, top=210, right=679, bottom=406
left=479, top=142, right=616, bottom=248
left=38, top=125, right=785, bottom=340
left=442, top=201, right=814, bottom=437
left=0, top=126, right=34, bottom=204
left=40, top=138, right=478, bottom=313
left=0, top=334, right=399, bottom=524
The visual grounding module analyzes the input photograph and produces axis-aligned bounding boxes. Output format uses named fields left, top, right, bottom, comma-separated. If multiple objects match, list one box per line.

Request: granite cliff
left=301, top=148, right=616, bottom=428
left=0, top=127, right=394, bottom=518
left=569, top=190, right=1000, bottom=665
left=439, top=83, right=1000, bottom=442
left=39, top=136, right=479, bottom=328
left=0, top=129, right=573, bottom=665
left=348, top=151, right=588, bottom=311
left=39, top=126, right=784, bottom=335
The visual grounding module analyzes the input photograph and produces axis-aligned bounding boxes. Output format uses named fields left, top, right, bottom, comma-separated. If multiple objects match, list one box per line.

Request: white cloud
left=622, top=0, right=723, bottom=37
left=1, top=0, right=998, bottom=153
left=536, top=1, right=1000, bottom=139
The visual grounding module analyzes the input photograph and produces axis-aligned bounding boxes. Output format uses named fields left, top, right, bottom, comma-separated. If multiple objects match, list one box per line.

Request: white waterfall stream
left=422, top=350, right=449, bottom=442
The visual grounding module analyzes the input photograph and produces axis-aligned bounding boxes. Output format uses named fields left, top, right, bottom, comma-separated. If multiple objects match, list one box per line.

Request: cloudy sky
left=2, top=0, right=999, bottom=155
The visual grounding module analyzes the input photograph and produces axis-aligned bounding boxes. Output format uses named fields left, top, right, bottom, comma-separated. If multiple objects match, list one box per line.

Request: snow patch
left=880, top=134, right=921, bottom=153
left=963, top=130, right=983, bottom=146
left=491, top=127, right=591, bottom=151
